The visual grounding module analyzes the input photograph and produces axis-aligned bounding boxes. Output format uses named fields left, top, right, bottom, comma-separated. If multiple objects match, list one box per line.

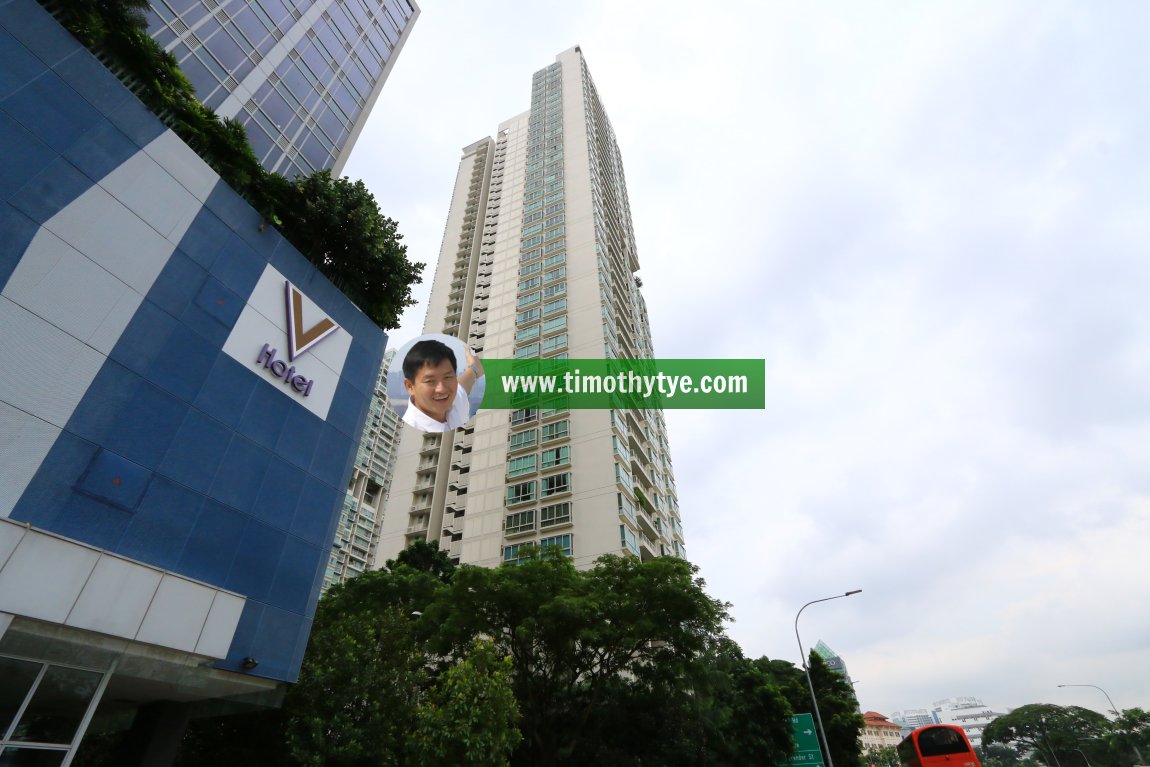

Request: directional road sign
left=782, top=713, right=827, bottom=767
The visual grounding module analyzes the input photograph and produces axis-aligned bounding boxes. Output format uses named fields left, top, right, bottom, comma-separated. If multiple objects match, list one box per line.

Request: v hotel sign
left=223, top=265, right=353, bottom=421
left=285, top=281, right=339, bottom=361
left=253, top=281, right=341, bottom=398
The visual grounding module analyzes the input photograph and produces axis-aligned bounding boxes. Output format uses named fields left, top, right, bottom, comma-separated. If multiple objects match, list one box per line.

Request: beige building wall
left=376, top=47, right=685, bottom=570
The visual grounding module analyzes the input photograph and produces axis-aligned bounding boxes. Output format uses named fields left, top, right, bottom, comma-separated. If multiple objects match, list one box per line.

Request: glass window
left=0, top=657, right=42, bottom=736
left=540, top=502, right=571, bottom=528
left=541, top=446, right=569, bottom=469
left=515, top=325, right=540, bottom=343
left=543, top=298, right=567, bottom=317
left=505, top=510, right=535, bottom=535
left=516, top=308, right=541, bottom=325
left=507, top=455, right=537, bottom=477
left=510, top=409, right=537, bottom=426
left=514, top=343, right=540, bottom=359
left=10, top=665, right=103, bottom=745
left=518, top=276, right=541, bottom=292
left=542, top=420, right=569, bottom=441
left=517, top=292, right=541, bottom=309
left=542, top=334, right=567, bottom=353
left=541, top=473, right=570, bottom=497
left=506, top=481, right=535, bottom=505
left=539, top=533, right=572, bottom=558
left=543, top=282, right=566, bottom=299
left=542, top=316, right=566, bottom=334
left=509, top=429, right=537, bottom=451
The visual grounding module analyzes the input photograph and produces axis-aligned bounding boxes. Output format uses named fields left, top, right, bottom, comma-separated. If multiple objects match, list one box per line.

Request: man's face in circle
left=404, top=358, right=458, bottom=423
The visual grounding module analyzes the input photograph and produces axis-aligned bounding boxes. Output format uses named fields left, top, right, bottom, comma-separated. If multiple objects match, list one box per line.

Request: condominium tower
left=376, top=47, right=686, bottom=569
left=324, top=350, right=403, bottom=588
left=145, top=0, right=419, bottom=176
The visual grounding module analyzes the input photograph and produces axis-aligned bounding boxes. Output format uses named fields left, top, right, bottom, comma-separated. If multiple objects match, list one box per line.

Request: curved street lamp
left=795, top=590, right=863, bottom=767
left=1057, top=684, right=1143, bottom=764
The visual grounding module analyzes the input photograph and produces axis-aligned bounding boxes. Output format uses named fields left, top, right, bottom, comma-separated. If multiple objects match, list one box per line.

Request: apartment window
left=543, top=266, right=566, bottom=284
left=515, top=325, right=540, bottom=343
left=521, top=247, right=542, bottom=262
left=540, top=501, right=572, bottom=528
left=505, top=510, right=535, bottom=535
left=539, top=533, right=572, bottom=558
left=542, top=316, right=567, bottom=334
left=541, top=446, right=569, bottom=469
left=503, top=541, right=536, bottom=564
left=541, top=472, right=570, bottom=497
left=542, top=334, right=567, bottom=354
left=511, top=408, right=537, bottom=426
left=509, top=429, right=538, bottom=451
left=542, top=420, right=569, bottom=442
left=515, top=343, right=540, bottom=359
left=544, top=213, right=565, bottom=228
left=518, top=276, right=541, bottom=292
left=615, top=462, right=633, bottom=491
left=506, top=481, right=536, bottom=506
left=543, top=282, right=566, bottom=299
left=543, top=298, right=567, bottom=316
left=544, top=239, right=565, bottom=254
left=543, top=252, right=566, bottom=269
left=618, top=492, right=636, bottom=523
left=517, top=292, right=540, bottom=309
left=620, top=524, right=639, bottom=556
left=517, top=307, right=541, bottom=325
left=508, top=454, right=537, bottom=478
left=519, top=261, right=542, bottom=277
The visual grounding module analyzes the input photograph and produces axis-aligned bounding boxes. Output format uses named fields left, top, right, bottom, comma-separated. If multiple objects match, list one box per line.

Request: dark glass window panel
left=1, top=657, right=42, bottom=738
left=260, top=90, right=293, bottom=129
left=244, top=122, right=275, bottom=165
left=176, top=55, right=216, bottom=98
left=194, top=17, right=222, bottom=44
left=318, top=106, right=344, bottom=139
left=234, top=7, right=270, bottom=44
left=207, top=28, right=246, bottom=71
left=281, top=62, right=312, bottom=103
left=0, top=748, right=68, bottom=767
left=10, top=666, right=102, bottom=745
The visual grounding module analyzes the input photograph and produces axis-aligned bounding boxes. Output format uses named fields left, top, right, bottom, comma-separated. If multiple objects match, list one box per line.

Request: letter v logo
left=285, top=280, right=339, bottom=361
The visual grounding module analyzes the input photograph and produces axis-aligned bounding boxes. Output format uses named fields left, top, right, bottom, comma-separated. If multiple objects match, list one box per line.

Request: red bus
left=897, top=725, right=981, bottom=767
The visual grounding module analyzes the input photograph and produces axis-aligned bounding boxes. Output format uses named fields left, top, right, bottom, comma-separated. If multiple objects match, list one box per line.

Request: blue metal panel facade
left=0, top=0, right=385, bottom=682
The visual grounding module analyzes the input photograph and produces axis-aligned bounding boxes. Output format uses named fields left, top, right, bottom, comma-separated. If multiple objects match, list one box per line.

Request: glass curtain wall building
left=145, top=0, right=419, bottom=177
left=375, top=47, right=686, bottom=570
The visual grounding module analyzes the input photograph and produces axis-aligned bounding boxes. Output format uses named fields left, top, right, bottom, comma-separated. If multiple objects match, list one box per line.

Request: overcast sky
left=343, top=1, right=1150, bottom=717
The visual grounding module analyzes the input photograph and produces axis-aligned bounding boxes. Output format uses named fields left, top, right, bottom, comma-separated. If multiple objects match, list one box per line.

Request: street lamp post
left=1057, top=684, right=1144, bottom=764
left=795, top=590, right=863, bottom=767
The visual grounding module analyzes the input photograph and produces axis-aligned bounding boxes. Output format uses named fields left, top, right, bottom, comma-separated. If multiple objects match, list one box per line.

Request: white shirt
left=402, top=386, right=471, bottom=433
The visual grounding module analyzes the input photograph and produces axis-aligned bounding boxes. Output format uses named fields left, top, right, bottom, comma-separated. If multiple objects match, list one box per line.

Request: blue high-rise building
left=145, top=0, right=419, bottom=177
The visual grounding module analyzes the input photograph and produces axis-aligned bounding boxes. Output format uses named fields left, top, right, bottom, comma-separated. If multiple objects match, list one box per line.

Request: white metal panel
left=194, top=590, right=246, bottom=658
left=134, top=574, right=215, bottom=653
left=65, top=554, right=163, bottom=637
left=0, top=402, right=61, bottom=518
left=0, top=532, right=100, bottom=622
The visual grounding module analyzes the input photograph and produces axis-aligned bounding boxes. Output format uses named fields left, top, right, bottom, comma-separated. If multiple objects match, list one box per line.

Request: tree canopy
left=983, top=704, right=1110, bottom=767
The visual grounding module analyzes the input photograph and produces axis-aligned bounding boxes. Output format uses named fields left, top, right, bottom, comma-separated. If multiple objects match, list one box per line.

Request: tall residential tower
left=376, top=47, right=686, bottom=569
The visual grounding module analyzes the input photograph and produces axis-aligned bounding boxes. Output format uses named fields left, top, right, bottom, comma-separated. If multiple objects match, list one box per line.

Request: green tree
left=426, top=553, right=733, bottom=765
left=410, top=640, right=522, bottom=767
left=983, top=704, right=1110, bottom=767
left=761, top=653, right=864, bottom=767
left=1105, top=708, right=1150, bottom=767
left=865, top=744, right=900, bottom=767
left=276, top=170, right=423, bottom=330
left=283, top=557, right=450, bottom=767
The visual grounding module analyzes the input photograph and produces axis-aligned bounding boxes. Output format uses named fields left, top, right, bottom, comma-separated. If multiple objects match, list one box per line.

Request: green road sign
left=782, top=713, right=827, bottom=767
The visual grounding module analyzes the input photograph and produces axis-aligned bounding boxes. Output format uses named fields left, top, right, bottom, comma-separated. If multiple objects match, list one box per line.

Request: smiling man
left=400, top=339, right=483, bottom=432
